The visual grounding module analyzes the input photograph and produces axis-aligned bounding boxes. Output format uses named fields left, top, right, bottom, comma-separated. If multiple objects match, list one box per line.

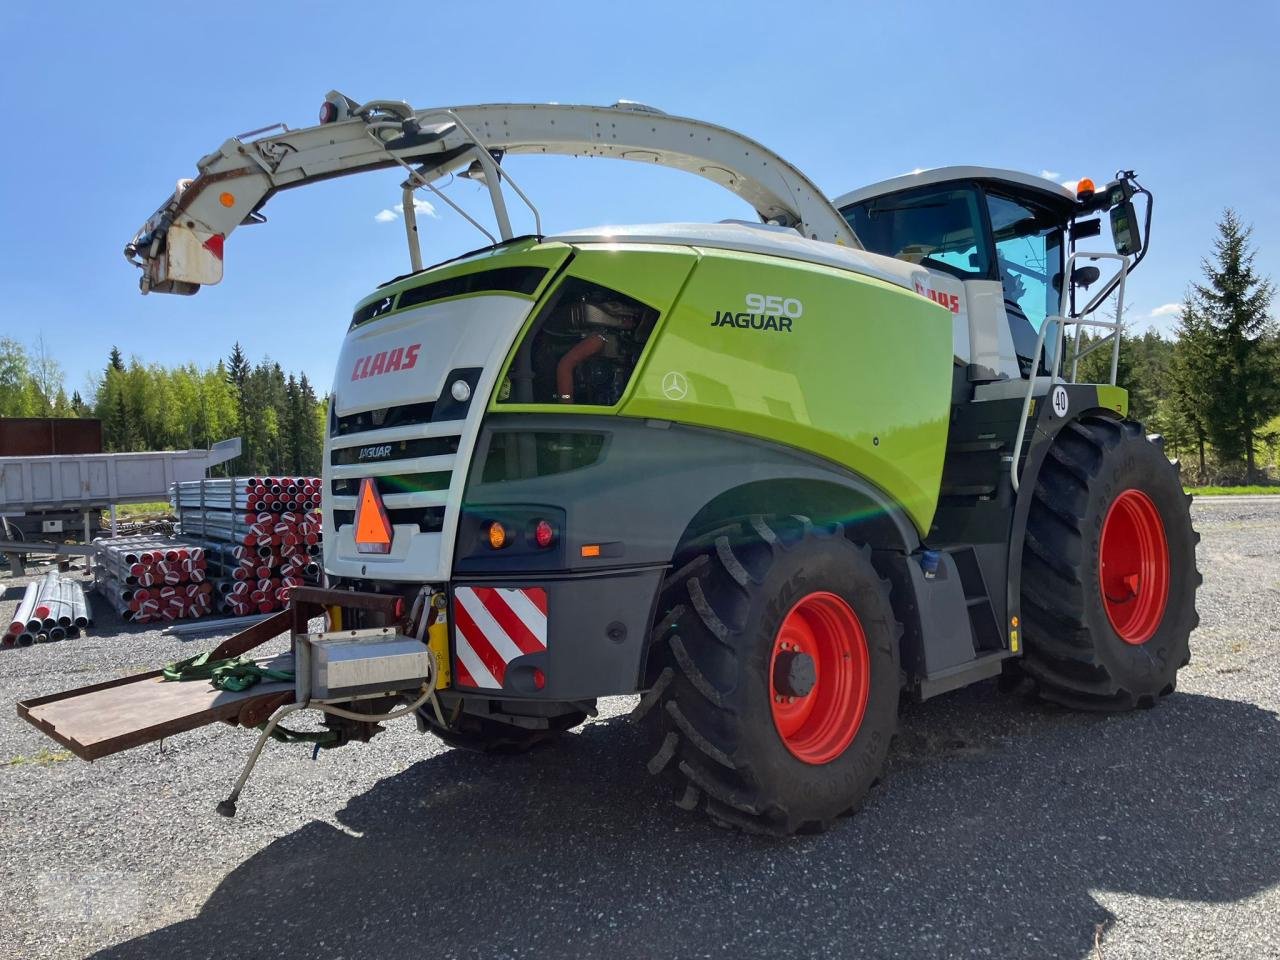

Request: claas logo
left=351, top=343, right=421, bottom=381
left=913, top=282, right=961, bottom=314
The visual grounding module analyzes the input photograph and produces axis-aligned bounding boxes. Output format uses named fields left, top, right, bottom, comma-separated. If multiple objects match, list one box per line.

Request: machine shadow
left=92, top=687, right=1280, bottom=959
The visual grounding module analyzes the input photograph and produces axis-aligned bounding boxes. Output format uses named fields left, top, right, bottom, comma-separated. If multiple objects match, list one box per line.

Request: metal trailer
left=0, top=438, right=241, bottom=572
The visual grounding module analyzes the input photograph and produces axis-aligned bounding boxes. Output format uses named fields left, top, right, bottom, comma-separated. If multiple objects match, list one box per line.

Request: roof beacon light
left=1076, top=177, right=1096, bottom=200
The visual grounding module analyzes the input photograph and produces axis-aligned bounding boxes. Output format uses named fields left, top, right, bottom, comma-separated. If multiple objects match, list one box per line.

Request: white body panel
left=323, top=294, right=536, bottom=582
left=549, top=221, right=914, bottom=291
left=834, top=166, right=1075, bottom=209
left=962, top=279, right=1021, bottom=379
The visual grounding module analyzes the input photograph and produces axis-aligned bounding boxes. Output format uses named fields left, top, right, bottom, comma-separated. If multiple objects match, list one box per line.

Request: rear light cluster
left=485, top=519, right=557, bottom=551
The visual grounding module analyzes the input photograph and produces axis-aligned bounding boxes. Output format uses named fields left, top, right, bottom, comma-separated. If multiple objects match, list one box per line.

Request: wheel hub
left=768, top=591, right=870, bottom=765
left=1099, top=488, right=1171, bottom=645
left=772, top=650, right=817, bottom=698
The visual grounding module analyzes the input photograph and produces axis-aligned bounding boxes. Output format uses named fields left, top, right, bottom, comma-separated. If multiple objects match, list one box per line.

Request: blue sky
left=2, top=1, right=1277, bottom=399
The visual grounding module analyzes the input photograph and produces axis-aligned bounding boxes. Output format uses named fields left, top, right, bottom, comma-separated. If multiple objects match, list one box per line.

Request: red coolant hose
left=555, top=334, right=606, bottom=403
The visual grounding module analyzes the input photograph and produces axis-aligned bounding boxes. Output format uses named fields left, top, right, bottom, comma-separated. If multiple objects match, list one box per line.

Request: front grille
left=333, top=506, right=446, bottom=533
left=396, top=266, right=547, bottom=311
left=349, top=265, right=549, bottom=330
left=331, top=472, right=451, bottom=497
left=331, top=435, right=460, bottom=466
left=332, top=401, right=435, bottom=438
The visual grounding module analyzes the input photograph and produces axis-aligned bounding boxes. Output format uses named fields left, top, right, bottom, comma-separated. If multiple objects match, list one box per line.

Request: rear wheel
left=1019, top=417, right=1200, bottom=710
left=637, top=516, right=900, bottom=835
left=418, top=707, right=588, bottom=754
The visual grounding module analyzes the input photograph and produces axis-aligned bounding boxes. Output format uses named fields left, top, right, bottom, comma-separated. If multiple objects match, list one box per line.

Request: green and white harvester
left=20, top=93, right=1197, bottom=835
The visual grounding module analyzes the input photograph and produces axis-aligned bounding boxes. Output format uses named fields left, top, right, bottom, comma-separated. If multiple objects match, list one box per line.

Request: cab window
left=987, top=193, right=1064, bottom=332
left=842, top=187, right=991, bottom=280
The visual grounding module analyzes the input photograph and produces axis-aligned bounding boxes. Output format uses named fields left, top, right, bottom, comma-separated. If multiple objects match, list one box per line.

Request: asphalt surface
left=1, top=497, right=1277, bottom=959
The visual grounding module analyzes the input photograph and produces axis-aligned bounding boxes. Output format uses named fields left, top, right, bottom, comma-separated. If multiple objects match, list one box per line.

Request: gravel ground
left=1, top=498, right=1277, bottom=959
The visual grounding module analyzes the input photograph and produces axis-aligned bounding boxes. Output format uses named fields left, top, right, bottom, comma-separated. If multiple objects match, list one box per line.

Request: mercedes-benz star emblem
left=662, top=371, right=689, bottom=400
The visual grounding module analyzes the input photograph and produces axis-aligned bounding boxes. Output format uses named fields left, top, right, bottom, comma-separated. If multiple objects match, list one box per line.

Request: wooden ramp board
left=16, top=655, right=295, bottom=761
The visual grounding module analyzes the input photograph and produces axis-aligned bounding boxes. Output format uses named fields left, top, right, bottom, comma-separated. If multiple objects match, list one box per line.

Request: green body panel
left=1093, top=383, right=1130, bottom=418
left=621, top=248, right=953, bottom=533
left=350, top=239, right=573, bottom=319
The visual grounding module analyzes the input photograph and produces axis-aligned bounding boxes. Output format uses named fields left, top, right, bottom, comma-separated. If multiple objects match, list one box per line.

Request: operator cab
left=834, top=168, right=1128, bottom=384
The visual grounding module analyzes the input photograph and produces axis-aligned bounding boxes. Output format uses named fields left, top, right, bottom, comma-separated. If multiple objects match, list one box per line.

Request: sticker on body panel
left=452, top=586, right=548, bottom=689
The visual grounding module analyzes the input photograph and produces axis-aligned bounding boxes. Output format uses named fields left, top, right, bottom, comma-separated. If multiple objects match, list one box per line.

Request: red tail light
left=534, top=520, right=555, bottom=549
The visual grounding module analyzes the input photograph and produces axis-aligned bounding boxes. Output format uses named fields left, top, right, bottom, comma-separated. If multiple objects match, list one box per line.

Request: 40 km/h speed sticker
left=1051, top=385, right=1070, bottom=418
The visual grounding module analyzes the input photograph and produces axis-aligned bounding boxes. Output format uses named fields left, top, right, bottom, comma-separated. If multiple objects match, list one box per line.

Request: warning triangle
left=354, top=477, right=393, bottom=554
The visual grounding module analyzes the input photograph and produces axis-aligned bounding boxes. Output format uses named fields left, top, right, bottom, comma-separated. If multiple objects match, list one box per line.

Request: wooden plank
left=16, top=655, right=295, bottom=761
left=292, top=585, right=402, bottom=615
left=209, top=608, right=292, bottom=660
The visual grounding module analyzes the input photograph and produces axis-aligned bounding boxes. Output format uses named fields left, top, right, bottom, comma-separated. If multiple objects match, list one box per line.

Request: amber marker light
left=581, top=544, right=601, bottom=558
left=218, top=192, right=236, bottom=208
left=487, top=521, right=509, bottom=550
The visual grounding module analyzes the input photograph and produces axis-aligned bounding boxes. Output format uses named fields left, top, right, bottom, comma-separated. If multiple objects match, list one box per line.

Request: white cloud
left=1040, top=169, right=1061, bottom=181
left=373, top=196, right=438, bottom=223
left=1148, top=303, right=1181, bottom=319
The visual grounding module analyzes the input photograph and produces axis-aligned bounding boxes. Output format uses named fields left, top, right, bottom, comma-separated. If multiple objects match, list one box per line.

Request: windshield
left=842, top=187, right=990, bottom=279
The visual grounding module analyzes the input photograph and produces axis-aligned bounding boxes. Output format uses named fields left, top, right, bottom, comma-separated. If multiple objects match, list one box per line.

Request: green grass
left=3, top=748, right=73, bottom=768
left=1185, top=485, right=1280, bottom=496
left=114, top=501, right=173, bottom=518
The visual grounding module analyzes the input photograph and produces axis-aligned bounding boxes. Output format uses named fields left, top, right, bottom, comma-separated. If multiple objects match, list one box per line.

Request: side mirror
left=1072, top=265, right=1101, bottom=289
left=1110, top=200, right=1142, bottom=256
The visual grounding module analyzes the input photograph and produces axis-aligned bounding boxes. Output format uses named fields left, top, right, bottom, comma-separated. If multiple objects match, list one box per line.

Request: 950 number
left=745, top=293, right=804, bottom=318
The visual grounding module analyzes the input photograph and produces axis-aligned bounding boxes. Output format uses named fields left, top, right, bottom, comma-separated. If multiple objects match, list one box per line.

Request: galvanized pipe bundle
left=172, top=476, right=323, bottom=618
left=3, top=573, right=92, bottom=648
left=94, top=534, right=212, bottom=623
left=171, top=477, right=321, bottom=514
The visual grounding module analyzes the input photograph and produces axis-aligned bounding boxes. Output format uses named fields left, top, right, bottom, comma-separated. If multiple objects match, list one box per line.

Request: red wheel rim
left=1099, top=488, right=1170, bottom=645
left=769, top=591, right=870, bottom=765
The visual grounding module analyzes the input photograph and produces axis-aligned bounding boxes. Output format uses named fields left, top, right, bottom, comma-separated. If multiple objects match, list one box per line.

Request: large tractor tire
left=418, top=707, right=588, bottom=754
left=637, top=516, right=900, bottom=835
left=1020, top=416, right=1200, bottom=710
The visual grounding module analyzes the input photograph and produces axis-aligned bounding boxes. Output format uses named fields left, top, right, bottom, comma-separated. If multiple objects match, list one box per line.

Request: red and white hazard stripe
left=452, top=586, right=547, bottom=689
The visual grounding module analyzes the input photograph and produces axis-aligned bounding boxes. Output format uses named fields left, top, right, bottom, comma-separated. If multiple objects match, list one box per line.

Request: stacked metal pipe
left=93, top=535, right=212, bottom=623
left=3, top=571, right=93, bottom=647
left=171, top=477, right=323, bottom=617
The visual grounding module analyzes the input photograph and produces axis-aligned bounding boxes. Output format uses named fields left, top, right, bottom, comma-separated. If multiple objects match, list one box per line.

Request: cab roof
left=833, top=166, right=1077, bottom=209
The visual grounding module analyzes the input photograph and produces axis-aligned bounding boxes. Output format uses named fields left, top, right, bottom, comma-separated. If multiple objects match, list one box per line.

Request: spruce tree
left=297, top=374, right=324, bottom=474
left=1188, top=210, right=1279, bottom=479
left=225, top=342, right=251, bottom=471
left=1169, top=301, right=1214, bottom=476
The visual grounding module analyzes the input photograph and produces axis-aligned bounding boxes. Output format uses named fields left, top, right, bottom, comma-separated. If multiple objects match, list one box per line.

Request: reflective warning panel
left=452, top=586, right=548, bottom=689
left=354, top=478, right=393, bottom=554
